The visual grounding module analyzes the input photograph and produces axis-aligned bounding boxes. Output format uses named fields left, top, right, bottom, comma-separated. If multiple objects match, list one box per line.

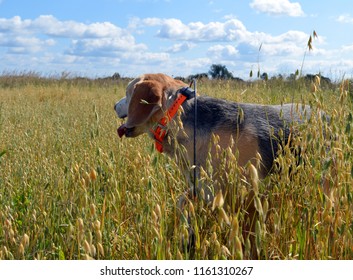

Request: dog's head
left=114, top=74, right=187, bottom=138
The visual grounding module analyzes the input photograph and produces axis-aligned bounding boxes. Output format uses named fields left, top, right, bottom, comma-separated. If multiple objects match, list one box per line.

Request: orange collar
left=151, top=87, right=195, bottom=153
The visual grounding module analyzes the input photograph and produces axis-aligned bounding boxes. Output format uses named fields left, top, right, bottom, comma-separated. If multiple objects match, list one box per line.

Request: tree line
left=173, top=64, right=333, bottom=85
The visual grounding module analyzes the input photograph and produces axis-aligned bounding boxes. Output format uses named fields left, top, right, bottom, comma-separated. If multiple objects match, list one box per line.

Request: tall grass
left=0, top=75, right=352, bottom=259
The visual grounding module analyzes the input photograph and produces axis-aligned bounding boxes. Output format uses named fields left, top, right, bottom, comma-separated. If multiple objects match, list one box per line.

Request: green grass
left=0, top=75, right=353, bottom=260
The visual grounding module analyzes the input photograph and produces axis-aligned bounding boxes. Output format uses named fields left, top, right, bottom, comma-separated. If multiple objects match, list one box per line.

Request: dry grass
left=0, top=75, right=353, bottom=260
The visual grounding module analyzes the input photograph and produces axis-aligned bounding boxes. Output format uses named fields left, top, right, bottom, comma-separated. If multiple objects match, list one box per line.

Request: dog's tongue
left=117, top=124, right=127, bottom=138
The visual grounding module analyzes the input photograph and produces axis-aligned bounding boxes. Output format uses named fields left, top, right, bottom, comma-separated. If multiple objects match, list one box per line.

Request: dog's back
left=179, top=96, right=311, bottom=176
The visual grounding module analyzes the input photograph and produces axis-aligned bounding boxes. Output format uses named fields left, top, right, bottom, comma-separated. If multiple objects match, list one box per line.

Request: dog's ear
left=126, top=80, right=165, bottom=127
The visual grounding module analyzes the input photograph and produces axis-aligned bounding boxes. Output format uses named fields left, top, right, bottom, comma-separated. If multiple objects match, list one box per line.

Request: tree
left=188, top=73, right=209, bottom=81
left=260, top=72, right=268, bottom=81
left=111, top=72, right=121, bottom=80
left=208, top=64, right=233, bottom=80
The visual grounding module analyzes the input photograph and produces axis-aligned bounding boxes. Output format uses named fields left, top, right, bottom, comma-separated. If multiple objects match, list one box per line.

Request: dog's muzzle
left=114, top=97, right=128, bottom=119
left=115, top=97, right=129, bottom=138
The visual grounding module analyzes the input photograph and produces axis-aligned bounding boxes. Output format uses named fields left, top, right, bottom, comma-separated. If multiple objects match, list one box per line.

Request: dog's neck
left=149, top=87, right=195, bottom=153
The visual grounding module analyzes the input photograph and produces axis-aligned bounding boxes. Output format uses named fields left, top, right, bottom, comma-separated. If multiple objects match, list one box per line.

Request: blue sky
left=1, top=0, right=353, bottom=79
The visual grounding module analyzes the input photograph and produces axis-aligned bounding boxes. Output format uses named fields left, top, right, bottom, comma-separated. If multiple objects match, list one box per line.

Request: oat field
left=0, top=74, right=353, bottom=260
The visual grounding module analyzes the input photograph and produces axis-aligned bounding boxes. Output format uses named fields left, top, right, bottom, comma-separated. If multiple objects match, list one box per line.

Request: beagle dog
left=115, top=73, right=311, bottom=185
left=114, top=74, right=338, bottom=259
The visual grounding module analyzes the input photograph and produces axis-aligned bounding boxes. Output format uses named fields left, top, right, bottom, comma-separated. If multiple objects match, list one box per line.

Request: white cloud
left=1, top=14, right=348, bottom=79
left=258, top=30, right=310, bottom=56
left=0, top=16, right=32, bottom=34
left=140, top=17, right=313, bottom=59
left=32, top=15, right=125, bottom=38
left=207, top=45, right=239, bottom=60
left=250, top=0, right=305, bottom=17
left=0, top=15, right=150, bottom=58
left=336, top=14, right=353, bottom=24
left=174, top=57, right=212, bottom=75
left=0, top=15, right=128, bottom=38
left=0, top=14, right=174, bottom=75
left=67, top=37, right=147, bottom=57
left=0, top=33, right=54, bottom=53
left=140, top=17, right=312, bottom=55
left=342, top=44, right=353, bottom=52
left=141, top=17, right=248, bottom=42
left=143, top=17, right=165, bottom=26
left=120, top=51, right=170, bottom=65
left=165, top=42, right=195, bottom=53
